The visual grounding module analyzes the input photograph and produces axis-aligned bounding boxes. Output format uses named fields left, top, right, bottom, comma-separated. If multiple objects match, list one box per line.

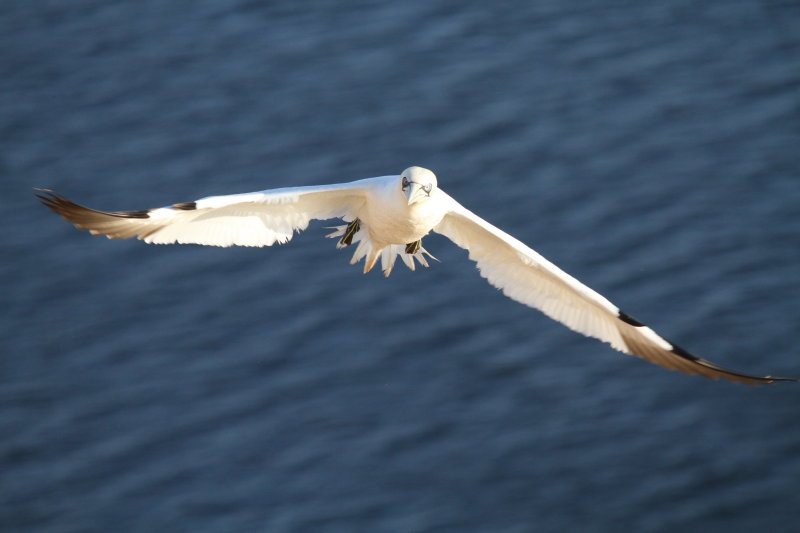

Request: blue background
left=3, top=1, right=799, bottom=532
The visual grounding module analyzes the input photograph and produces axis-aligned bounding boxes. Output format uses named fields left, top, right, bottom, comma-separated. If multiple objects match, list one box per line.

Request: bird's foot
left=405, top=240, right=421, bottom=254
left=339, top=218, right=360, bottom=246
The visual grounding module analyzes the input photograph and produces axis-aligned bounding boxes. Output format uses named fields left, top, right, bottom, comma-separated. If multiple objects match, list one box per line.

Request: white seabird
left=37, top=166, right=797, bottom=385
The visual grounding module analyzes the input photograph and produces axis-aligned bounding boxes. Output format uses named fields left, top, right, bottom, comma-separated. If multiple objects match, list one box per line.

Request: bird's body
left=352, top=174, right=445, bottom=251
left=37, top=166, right=797, bottom=385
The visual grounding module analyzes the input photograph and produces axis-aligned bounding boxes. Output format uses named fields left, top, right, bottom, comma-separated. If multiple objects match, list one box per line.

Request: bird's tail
left=325, top=224, right=437, bottom=277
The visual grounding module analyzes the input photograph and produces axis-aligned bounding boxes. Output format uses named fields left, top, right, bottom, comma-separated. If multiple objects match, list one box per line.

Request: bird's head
left=400, top=166, right=438, bottom=205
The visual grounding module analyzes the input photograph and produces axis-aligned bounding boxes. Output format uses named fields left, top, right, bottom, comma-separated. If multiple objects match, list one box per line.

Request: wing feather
left=433, top=191, right=796, bottom=384
left=36, top=180, right=377, bottom=248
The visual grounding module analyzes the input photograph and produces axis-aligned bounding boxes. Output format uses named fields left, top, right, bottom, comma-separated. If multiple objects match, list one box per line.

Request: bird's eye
left=423, top=184, right=432, bottom=194
left=402, top=177, right=409, bottom=189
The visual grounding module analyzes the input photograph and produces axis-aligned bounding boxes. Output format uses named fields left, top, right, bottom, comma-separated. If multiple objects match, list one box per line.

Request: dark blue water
left=3, top=1, right=799, bottom=532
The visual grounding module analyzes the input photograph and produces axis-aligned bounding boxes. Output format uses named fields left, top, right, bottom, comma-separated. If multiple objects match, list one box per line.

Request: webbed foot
left=340, top=218, right=360, bottom=246
left=405, top=240, right=422, bottom=254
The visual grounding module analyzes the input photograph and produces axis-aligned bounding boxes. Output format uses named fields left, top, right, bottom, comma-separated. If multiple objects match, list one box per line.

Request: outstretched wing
left=433, top=190, right=796, bottom=384
left=36, top=179, right=380, bottom=247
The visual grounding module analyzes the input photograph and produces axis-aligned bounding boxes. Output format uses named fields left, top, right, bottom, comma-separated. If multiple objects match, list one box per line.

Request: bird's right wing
left=37, top=178, right=386, bottom=248
left=433, top=190, right=796, bottom=384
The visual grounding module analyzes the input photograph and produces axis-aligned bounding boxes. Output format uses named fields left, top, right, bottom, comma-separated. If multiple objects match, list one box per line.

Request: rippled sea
left=3, top=2, right=799, bottom=532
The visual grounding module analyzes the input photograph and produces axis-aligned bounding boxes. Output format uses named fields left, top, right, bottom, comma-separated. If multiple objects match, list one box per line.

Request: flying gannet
left=36, top=166, right=797, bottom=385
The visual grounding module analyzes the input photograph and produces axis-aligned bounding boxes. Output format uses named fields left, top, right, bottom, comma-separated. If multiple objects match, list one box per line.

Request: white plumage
left=37, top=166, right=797, bottom=385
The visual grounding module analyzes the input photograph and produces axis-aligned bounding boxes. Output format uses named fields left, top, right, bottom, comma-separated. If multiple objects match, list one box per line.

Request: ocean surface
left=2, top=1, right=799, bottom=532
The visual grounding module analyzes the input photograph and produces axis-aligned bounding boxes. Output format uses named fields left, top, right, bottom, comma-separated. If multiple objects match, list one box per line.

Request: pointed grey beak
left=405, top=182, right=429, bottom=205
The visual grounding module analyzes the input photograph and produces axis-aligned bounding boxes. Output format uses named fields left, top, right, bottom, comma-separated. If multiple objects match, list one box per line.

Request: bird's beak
left=405, top=182, right=429, bottom=205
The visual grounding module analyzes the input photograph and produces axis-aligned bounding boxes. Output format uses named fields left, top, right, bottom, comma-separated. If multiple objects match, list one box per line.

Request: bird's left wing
left=36, top=179, right=379, bottom=247
left=433, top=190, right=796, bottom=384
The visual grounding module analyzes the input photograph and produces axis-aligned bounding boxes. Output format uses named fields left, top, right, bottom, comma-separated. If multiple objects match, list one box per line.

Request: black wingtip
left=34, top=188, right=152, bottom=220
left=617, top=306, right=799, bottom=385
left=34, top=188, right=62, bottom=211
left=618, top=310, right=646, bottom=327
left=669, top=343, right=799, bottom=385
